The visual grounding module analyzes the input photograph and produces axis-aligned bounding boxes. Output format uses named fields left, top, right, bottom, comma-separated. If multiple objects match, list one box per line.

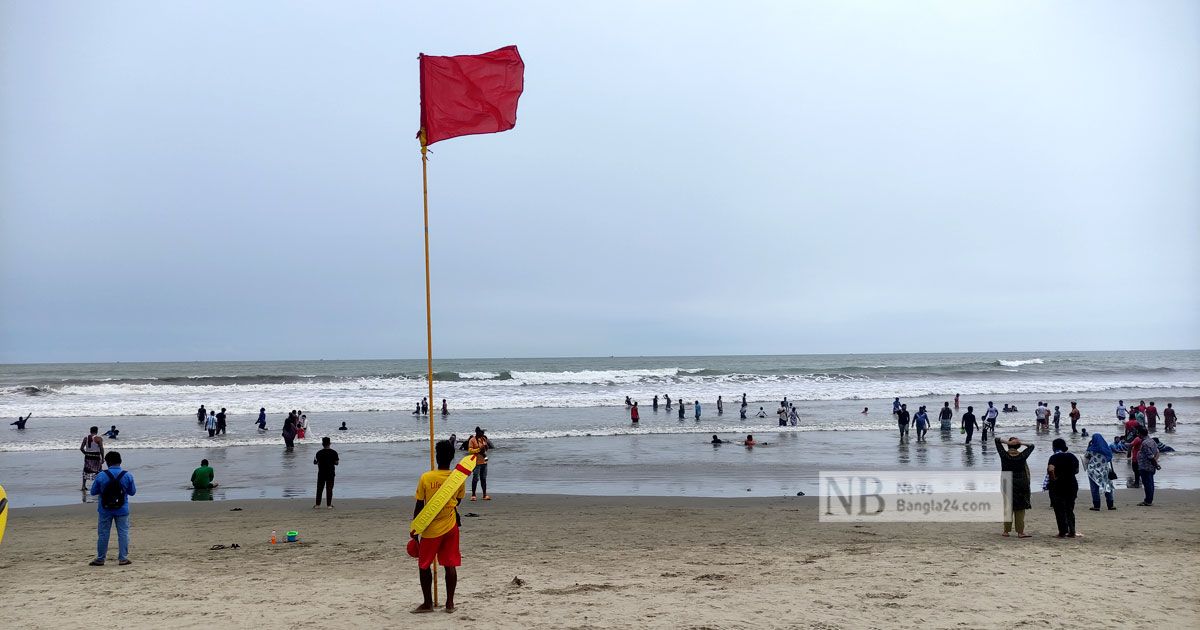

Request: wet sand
left=3, top=490, right=1197, bottom=629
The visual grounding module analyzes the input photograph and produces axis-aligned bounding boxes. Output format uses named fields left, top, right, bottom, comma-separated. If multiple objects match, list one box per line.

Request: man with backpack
left=89, top=451, right=137, bottom=566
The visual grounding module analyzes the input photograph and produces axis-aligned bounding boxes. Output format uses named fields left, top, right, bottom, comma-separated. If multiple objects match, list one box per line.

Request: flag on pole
left=418, top=45, right=525, bottom=145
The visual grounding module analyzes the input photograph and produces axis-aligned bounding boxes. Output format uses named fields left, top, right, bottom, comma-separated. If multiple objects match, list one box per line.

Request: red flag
left=418, top=46, right=524, bottom=146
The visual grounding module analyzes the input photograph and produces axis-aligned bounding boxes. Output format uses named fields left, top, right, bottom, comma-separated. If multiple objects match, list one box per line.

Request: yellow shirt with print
left=415, top=469, right=465, bottom=539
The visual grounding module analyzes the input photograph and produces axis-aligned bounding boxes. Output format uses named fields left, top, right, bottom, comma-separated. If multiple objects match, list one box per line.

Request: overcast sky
left=1, top=1, right=1197, bottom=363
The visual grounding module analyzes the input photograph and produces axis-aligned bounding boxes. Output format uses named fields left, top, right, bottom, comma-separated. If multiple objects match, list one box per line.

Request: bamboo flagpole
left=418, top=128, right=439, bottom=605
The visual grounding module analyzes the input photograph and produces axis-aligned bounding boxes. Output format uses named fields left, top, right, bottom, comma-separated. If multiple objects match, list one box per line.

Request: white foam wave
left=999, top=359, right=1044, bottom=367
left=507, top=368, right=686, bottom=385
left=2, top=374, right=1197, bottom=419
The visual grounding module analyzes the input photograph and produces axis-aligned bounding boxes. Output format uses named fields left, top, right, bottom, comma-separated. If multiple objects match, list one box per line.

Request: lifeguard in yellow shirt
left=411, top=440, right=465, bottom=613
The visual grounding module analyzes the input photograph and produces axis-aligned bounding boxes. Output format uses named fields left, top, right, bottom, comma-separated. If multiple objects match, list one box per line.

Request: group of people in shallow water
left=625, top=393, right=802, bottom=425
left=412, top=397, right=450, bottom=416
left=191, top=405, right=349, bottom=448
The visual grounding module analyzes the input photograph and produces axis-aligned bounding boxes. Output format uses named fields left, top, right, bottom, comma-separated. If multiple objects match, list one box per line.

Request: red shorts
left=417, top=525, right=461, bottom=569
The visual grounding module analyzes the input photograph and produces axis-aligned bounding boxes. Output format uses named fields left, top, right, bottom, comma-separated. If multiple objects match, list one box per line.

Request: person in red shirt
left=1163, top=403, right=1177, bottom=432
left=630, top=402, right=639, bottom=423
left=1129, top=433, right=1144, bottom=488
left=1124, top=417, right=1139, bottom=439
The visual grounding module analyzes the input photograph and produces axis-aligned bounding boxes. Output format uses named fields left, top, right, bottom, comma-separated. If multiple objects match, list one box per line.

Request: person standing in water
left=962, top=406, right=979, bottom=444
left=80, top=426, right=105, bottom=491
left=421, top=398, right=428, bottom=415
left=995, top=436, right=1035, bottom=538
left=216, top=407, right=228, bottom=436
left=896, top=404, right=910, bottom=444
left=256, top=407, right=268, bottom=431
left=716, top=396, right=723, bottom=415
left=938, top=402, right=953, bottom=432
left=665, top=394, right=671, bottom=411
left=694, top=400, right=701, bottom=420
left=981, top=402, right=999, bottom=442
left=11, top=413, right=31, bottom=429
left=954, top=393, right=960, bottom=409
left=630, top=402, right=639, bottom=423
left=652, top=395, right=659, bottom=411
left=205, top=411, right=217, bottom=437
left=1046, top=438, right=1080, bottom=538
left=441, top=399, right=449, bottom=416
left=1163, top=403, right=1177, bottom=432
left=739, top=403, right=748, bottom=420
left=914, top=406, right=930, bottom=442
left=893, top=398, right=902, bottom=416
left=678, top=401, right=685, bottom=420
left=1069, top=402, right=1080, bottom=433
left=196, top=405, right=207, bottom=424
left=281, top=412, right=297, bottom=449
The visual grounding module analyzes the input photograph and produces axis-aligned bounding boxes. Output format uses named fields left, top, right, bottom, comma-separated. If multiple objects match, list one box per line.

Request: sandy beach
left=3, top=489, right=1197, bottom=629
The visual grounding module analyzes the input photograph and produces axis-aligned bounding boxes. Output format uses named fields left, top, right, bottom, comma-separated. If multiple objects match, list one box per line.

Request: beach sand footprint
left=538, top=583, right=624, bottom=596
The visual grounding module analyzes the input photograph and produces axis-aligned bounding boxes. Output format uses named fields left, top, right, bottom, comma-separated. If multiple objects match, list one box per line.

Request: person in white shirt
left=981, top=402, right=999, bottom=442
left=1035, top=402, right=1048, bottom=432
left=1116, top=400, right=1127, bottom=422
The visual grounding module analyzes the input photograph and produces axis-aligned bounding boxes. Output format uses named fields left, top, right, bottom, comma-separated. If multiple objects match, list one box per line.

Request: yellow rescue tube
left=0, top=484, right=8, bottom=545
left=410, top=454, right=477, bottom=536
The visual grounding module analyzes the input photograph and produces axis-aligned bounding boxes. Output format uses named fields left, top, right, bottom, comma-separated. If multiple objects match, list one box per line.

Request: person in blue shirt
left=693, top=400, right=701, bottom=420
left=256, top=407, right=268, bottom=431
left=89, top=451, right=137, bottom=566
left=914, top=406, right=930, bottom=443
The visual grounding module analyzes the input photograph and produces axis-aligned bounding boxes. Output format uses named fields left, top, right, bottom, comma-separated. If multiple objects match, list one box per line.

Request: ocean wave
left=3, top=375, right=1197, bottom=419
left=506, top=368, right=692, bottom=385
left=998, top=359, right=1044, bottom=367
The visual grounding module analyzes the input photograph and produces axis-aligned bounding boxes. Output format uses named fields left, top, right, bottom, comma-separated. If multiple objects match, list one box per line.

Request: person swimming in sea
left=755, top=407, right=767, bottom=418
left=338, top=421, right=348, bottom=431
left=11, top=413, right=31, bottom=429
left=104, top=425, right=120, bottom=439
left=743, top=434, right=757, bottom=447
left=711, top=435, right=724, bottom=445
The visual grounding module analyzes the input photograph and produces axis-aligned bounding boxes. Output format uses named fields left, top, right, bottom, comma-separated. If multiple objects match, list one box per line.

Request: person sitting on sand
left=412, top=440, right=464, bottom=613
left=11, top=413, right=31, bottom=429
left=190, top=458, right=217, bottom=489
left=743, top=434, right=756, bottom=447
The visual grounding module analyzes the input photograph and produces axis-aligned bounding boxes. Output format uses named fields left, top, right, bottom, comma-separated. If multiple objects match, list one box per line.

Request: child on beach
left=412, top=440, right=464, bottom=613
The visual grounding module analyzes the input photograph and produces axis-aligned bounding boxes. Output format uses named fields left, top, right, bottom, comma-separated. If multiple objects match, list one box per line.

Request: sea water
left=1, top=351, right=1196, bottom=506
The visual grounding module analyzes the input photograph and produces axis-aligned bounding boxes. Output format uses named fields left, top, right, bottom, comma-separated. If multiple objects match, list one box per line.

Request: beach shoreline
left=4, top=490, right=1198, bottom=629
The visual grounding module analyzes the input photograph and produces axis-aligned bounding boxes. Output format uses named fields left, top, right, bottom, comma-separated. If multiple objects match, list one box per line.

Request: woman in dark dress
left=995, top=436, right=1035, bottom=537
left=1046, top=437, right=1080, bottom=537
